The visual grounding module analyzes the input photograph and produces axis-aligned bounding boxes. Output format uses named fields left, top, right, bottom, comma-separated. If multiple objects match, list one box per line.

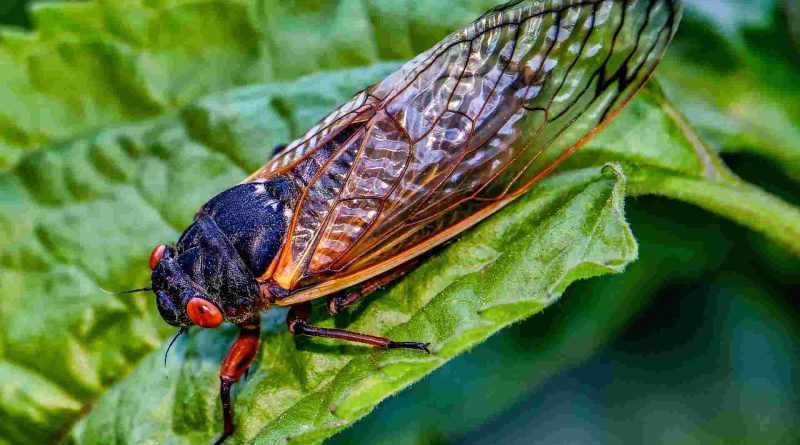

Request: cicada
left=141, top=1, right=681, bottom=442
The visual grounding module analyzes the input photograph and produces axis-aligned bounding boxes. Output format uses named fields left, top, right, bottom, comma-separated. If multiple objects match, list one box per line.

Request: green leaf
left=4, top=43, right=800, bottom=445
left=0, top=0, right=500, bottom=169
left=573, top=83, right=800, bottom=255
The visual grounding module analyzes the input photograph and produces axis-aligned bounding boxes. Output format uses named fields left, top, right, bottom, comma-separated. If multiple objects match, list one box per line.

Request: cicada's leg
left=287, top=302, right=430, bottom=352
left=327, top=259, right=421, bottom=315
left=214, top=320, right=261, bottom=445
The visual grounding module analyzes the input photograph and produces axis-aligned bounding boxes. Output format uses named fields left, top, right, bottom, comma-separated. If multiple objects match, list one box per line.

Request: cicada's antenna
left=164, top=327, right=187, bottom=367
left=101, top=286, right=153, bottom=295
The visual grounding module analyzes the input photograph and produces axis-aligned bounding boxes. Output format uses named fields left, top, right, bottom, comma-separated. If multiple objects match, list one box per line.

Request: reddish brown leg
left=327, top=259, right=420, bottom=315
left=214, top=320, right=260, bottom=445
left=288, top=302, right=429, bottom=352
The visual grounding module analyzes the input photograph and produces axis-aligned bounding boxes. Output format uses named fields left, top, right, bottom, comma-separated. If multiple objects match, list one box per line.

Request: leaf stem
left=627, top=168, right=800, bottom=256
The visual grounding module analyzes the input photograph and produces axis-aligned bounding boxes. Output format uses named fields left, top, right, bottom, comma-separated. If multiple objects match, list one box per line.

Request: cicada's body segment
left=247, top=0, right=682, bottom=303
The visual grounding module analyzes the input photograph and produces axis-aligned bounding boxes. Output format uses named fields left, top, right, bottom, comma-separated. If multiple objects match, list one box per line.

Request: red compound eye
left=149, top=244, right=166, bottom=270
left=186, top=297, right=223, bottom=328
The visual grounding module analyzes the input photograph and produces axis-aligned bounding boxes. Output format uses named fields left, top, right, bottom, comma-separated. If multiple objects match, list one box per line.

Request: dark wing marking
left=271, top=0, right=680, bottom=290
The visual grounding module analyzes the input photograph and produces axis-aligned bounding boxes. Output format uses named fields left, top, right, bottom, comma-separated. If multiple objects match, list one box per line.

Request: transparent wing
left=272, top=0, right=681, bottom=291
left=246, top=88, right=379, bottom=180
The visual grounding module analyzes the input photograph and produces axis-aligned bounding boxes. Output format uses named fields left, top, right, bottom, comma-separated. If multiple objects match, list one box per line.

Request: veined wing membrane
left=246, top=87, right=379, bottom=180
left=271, top=0, right=680, bottom=292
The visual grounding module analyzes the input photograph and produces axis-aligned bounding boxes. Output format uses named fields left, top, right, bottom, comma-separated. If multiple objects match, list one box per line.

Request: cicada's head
left=149, top=244, right=223, bottom=328
left=149, top=180, right=294, bottom=328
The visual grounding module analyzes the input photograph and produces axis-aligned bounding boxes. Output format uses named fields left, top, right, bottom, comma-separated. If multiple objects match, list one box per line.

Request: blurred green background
left=1, top=1, right=798, bottom=444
